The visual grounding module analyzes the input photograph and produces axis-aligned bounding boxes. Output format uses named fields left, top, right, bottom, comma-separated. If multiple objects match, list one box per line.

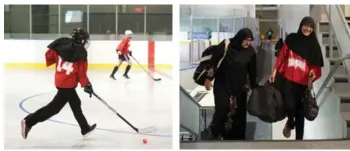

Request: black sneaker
left=82, top=123, right=97, bottom=137
left=123, top=74, right=130, bottom=79
left=21, top=119, right=31, bottom=139
left=110, top=75, right=116, bottom=80
left=208, top=124, right=223, bottom=140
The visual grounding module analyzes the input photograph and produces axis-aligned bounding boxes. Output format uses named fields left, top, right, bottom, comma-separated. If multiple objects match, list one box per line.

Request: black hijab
left=284, top=16, right=324, bottom=67
left=229, top=28, right=254, bottom=50
left=225, top=28, right=256, bottom=65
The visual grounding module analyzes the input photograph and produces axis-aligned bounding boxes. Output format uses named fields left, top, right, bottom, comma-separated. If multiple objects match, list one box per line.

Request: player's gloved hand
left=116, top=49, right=121, bottom=55
left=84, top=82, right=94, bottom=98
left=129, top=51, right=132, bottom=56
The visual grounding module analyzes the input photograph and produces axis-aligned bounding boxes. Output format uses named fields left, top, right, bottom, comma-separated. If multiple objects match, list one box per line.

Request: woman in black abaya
left=204, top=28, right=257, bottom=140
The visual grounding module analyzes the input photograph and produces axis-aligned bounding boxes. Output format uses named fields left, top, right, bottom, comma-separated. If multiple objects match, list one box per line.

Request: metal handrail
left=335, top=5, right=350, bottom=40
left=335, top=5, right=350, bottom=83
left=316, top=55, right=350, bottom=106
left=324, top=5, right=350, bottom=83
left=316, top=5, right=350, bottom=107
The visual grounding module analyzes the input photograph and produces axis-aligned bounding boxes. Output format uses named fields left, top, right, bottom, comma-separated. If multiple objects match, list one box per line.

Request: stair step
left=330, top=60, right=344, bottom=66
left=342, top=99, right=350, bottom=104
left=323, top=43, right=340, bottom=49
left=340, top=100, right=350, bottom=128
left=255, top=5, right=278, bottom=11
left=336, top=78, right=349, bottom=83
left=325, top=46, right=339, bottom=51
left=319, top=24, right=350, bottom=33
left=319, top=21, right=350, bottom=25
left=333, top=66, right=348, bottom=82
left=333, top=83, right=350, bottom=99
left=322, top=37, right=338, bottom=45
left=341, top=111, right=350, bottom=127
left=325, top=49, right=341, bottom=58
left=331, top=83, right=350, bottom=127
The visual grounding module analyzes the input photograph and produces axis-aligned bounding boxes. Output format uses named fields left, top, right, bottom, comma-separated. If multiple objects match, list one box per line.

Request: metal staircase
left=321, top=5, right=350, bottom=137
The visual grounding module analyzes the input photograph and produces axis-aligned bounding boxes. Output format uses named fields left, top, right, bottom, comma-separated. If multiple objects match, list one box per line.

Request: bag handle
left=216, top=39, right=230, bottom=68
left=308, top=75, right=316, bottom=98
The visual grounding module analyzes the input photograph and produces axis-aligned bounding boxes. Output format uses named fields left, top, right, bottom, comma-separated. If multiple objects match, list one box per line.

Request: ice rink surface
left=4, top=68, right=173, bottom=149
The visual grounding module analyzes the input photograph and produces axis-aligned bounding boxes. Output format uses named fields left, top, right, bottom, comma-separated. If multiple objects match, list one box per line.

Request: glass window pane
left=117, top=5, right=145, bottom=40
left=4, top=5, right=10, bottom=33
left=5, top=5, right=30, bottom=39
left=234, top=18, right=245, bottom=34
left=118, top=14, right=144, bottom=34
left=180, top=18, right=190, bottom=32
left=118, top=5, right=145, bottom=13
left=32, top=14, right=49, bottom=26
left=146, top=14, right=172, bottom=35
left=145, top=5, right=172, bottom=14
left=4, top=5, right=10, bottom=12
left=201, top=19, right=218, bottom=32
left=31, top=5, right=49, bottom=14
left=59, top=5, right=87, bottom=35
left=192, top=19, right=203, bottom=32
left=89, top=5, right=116, bottom=36
left=192, top=19, right=217, bottom=32
left=180, top=5, right=191, bottom=18
left=218, top=18, right=234, bottom=32
left=145, top=5, right=172, bottom=36
left=31, top=5, right=59, bottom=39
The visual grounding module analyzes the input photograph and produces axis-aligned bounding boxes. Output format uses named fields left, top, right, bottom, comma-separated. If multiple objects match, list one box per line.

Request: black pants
left=210, top=82, right=247, bottom=140
left=282, top=80, right=307, bottom=140
left=119, top=54, right=130, bottom=61
left=25, top=87, right=90, bottom=134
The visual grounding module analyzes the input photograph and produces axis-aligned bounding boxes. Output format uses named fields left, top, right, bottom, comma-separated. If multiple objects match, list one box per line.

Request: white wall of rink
left=3, top=40, right=173, bottom=67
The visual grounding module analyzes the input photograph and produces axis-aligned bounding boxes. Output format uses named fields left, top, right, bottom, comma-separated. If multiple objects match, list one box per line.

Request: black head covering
left=223, top=28, right=256, bottom=66
left=47, top=37, right=87, bottom=62
left=284, top=16, right=324, bottom=67
left=229, top=28, right=254, bottom=50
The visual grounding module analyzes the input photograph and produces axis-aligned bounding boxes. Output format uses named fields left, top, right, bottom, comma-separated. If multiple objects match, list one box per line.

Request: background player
left=110, top=30, right=133, bottom=80
left=21, top=28, right=96, bottom=139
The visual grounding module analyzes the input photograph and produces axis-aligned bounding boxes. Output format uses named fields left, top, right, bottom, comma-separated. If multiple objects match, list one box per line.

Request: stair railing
left=316, top=5, right=350, bottom=107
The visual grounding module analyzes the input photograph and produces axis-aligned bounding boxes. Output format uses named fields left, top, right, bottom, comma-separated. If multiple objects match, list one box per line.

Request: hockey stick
left=130, top=56, right=162, bottom=81
left=92, top=92, right=157, bottom=134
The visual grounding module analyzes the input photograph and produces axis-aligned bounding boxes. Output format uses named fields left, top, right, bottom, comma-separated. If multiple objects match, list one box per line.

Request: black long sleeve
left=247, top=52, right=257, bottom=88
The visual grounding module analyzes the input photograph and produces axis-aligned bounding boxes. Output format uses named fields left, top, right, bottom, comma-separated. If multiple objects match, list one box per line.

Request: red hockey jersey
left=45, top=49, right=89, bottom=88
left=274, top=43, right=322, bottom=86
left=117, top=37, right=131, bottom=55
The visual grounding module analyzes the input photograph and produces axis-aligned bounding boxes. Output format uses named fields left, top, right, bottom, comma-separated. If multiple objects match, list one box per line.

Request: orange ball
left=143, top=138, right=148, bottom=144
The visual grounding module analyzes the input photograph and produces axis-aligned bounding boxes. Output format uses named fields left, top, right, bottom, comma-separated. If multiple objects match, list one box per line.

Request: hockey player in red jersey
left=21, top=28, right=96, bottom=139
left=110, top=30, right=133, bottom=80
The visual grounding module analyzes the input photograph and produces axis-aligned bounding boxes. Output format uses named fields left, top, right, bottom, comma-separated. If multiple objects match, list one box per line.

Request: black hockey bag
left=193, top=39, right=230, bottom=86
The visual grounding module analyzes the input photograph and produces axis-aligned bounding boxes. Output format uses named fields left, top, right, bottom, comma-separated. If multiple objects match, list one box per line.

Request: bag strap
left=216, top=39, right=230, bottom=68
